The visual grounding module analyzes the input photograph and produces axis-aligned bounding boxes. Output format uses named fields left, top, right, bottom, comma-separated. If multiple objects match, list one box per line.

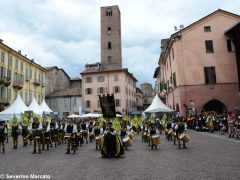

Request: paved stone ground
left=0, top=131, right=240, bottom=180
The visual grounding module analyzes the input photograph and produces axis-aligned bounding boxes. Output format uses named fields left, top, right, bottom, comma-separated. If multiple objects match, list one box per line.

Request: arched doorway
left=202, top=99, right=227, bottom=114
left=176, top=103, right=180, bottom=112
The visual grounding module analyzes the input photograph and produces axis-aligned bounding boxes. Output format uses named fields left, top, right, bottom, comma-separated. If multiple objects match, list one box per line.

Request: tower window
left=227, top=40, right=233, bottom=52
left=107, top=27, right=112, bottom=34
left=108, top=56, right=112, bottom=63
left=106, top=8, right=112, bottom=16
left=108, top=42, right=112, bottom=49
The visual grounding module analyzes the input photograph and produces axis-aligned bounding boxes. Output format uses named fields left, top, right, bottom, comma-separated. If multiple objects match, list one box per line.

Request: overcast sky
left=0, top=0, right=239, bottom=87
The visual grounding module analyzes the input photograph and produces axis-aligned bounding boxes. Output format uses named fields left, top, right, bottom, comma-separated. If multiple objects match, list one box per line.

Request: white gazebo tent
left=67, top=113, right=81, bottom=118
left=28, top=97, right=43, bottom=115
left=0, top=94, right=29, bottom=121
left=144, top=94, right=174, bottom=113
left=40, top=99, right=53, bottom=114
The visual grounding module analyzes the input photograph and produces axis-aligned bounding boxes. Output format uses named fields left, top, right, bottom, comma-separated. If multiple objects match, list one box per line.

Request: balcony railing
left=33, top=78, right=41, bottom=86
left=13, top=80, right=24, bottom=90
left=25, top=76, right=30, bottom=82
left=0, top=97, right=10, bottom=106
left=0, top=76, right=11, bottom=86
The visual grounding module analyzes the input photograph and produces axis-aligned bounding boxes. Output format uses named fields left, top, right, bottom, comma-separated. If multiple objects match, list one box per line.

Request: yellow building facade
left=0, top=40, right=45, bottom=109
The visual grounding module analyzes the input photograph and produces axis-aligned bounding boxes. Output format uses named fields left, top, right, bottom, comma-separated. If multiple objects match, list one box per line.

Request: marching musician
left=166, top=120, right=172, bottom=141
left=11, top=120, right=20, bottom=149
left=228, top=113, right=235, bottom=138
left=149, top=123, right=156, bottom=147
left=50, top=119, right=59, bottom=147
left=81, top=120, right=88, bottom=144
left=64, top=119, right=77, bottom=154
left=175, top=118, right=187, bottom=149
left=42, top=120, right=51, bottom=150
left=21, top=120, right=29, bottom=146
left=31, top=117, right=43, bottom=154
left=0, top=121, right=5, bottom=153
left=172, top=119, right=178, bottom=145
left=94, top=122, right=102, bottom=150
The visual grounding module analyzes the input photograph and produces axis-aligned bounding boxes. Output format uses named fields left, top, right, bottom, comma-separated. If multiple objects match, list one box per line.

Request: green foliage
left=97, top=116, right=106, bottom=127
left=161, top=113, right=167, bottom=125
left=149, top=116, right=155, bottom=124
left=122, top=115, right=129, bottom=121
left=20, top=113, right=31, bottom=125
left=113, top=118, right=121, bottom=132
left=33, top=113, right=43, bottom=124
left=131, top=115, right=143, bottom=128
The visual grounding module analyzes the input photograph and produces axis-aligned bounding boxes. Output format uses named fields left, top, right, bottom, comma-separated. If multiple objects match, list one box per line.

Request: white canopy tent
left=0, top=94, right=29, bottom=121
left=81, top=113, right=101, bottom=118
left=40, top=99, right=53, bottom=114
left=67, top=113, right=81, bottom=118
left=28, top=97, right=43, bottom=115
left=144, top=94, right=174, bottom=113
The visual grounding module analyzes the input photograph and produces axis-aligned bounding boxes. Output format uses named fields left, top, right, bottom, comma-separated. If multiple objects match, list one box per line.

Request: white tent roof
left=0, top=94, right=29, bottom=120
left=144, top=94, right=174, bottom=113
left=40, top=99, right=53, bottom=113
left=67, top=113, right=81, bottom=118
left=80, top=113, right=101, bottom=118
left=28, top=97, right=42, bottom=115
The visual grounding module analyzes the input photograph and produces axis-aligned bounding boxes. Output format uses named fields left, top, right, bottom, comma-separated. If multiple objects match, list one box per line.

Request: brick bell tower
left=101, top=5, right=122, bottom=69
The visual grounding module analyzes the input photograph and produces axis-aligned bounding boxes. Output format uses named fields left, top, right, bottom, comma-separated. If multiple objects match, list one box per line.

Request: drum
left=151, top=135, right=160, bottom=145
left=64, top=133, right=71, bottom=139
left=32, top=129, right=43, bottom=137
left=179, top=133, right=190, bottom=143
left=128, top=132, right=134, bottom=139
left=122, top=136, right=133, bottom=147
left=165, top=129, right=169, bottom=135
left=95, top=135, right=104, bottom=146
left=168, top=129, right=173, bottom=135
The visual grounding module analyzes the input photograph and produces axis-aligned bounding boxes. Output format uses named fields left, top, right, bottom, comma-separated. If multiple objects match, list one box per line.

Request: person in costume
left=21, top=120, right=29, bottom=146
left=94, top=122, right=102, bottom=150
left=101, top=121, right=124, bottom=158
left=0, top=121, right=5, bottom=153
left=31, top=117, right=43, bottom=154
left=64, top=119, right=77, bottom=154
left=11, top=119, right=20, bottom=149
left=175, top=118, right=187, bottom=149
left=50, top=119, right=59, bottom=147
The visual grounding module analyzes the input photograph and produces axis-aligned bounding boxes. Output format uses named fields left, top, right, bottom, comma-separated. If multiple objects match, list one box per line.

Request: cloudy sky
left=0, top=0, right=239, bottom=87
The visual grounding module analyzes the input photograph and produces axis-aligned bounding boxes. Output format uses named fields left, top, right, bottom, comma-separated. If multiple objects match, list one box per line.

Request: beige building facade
left=0, top=40, right=45, bottom=110
left=156, top=9, right=240, bottom=115
left=81, top=5, right=138, bottom=114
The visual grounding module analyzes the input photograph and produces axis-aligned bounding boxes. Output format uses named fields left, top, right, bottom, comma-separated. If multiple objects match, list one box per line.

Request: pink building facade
left=156, top=10, right=240, bottom=115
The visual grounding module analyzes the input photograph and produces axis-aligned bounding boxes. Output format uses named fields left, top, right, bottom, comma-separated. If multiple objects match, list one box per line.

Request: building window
left=204, top=66, right=216, bottom=84
left=173, top=72, right=177, bottom=87
left=205, top=40, right=214, bottom=53
left=85, top=76, right=92, bottom=83
left=227, top=40, right=233, bottom=52
left=108, top=42, right=112, bottom=49
left=64, top=99, right=68, bottom=107
left=97, top=87, right=105, bottom=94
left=114, top=75, right=118, bottom=81
left=115, top=99, right=121, bottom=107
left=113, top=86, right=120, bottom=93
left=29, top=69, right=32, bottom=79
left=204, top=26, right=211, bottom=32
left=172, top=49, right=174, bottom=59
left=9, top=55, right=12, bottom=66
left=98, top=76, right=104, bottom=82
left=85, top=100, right=91, bottom=108
left=107, top=27, right=112, bottom=34
left=1, top=51, right=4, bottom=63
left=73, top=98, right=77, bottom=107
left=20, top=62, right=23, bottom=72
left=15, top=59, right=18, bottom=70
left=85, top=88, right=92, bottom=95
left=108, top=56, right=112, bottom=63
left=106, top=8, right=112, bottom=16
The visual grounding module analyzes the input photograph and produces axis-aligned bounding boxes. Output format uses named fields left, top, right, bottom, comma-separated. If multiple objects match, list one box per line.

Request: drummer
left=64, top=119, right=77, bottom=154
left=166, top=119, right=172, bottom=141
left=175, top=118, right=187, bottom=149
left=31, top=117, right=43, bottom=154
left=172, top=118, right=178, bottom=145
left=149, top=123, right=157, bottom=147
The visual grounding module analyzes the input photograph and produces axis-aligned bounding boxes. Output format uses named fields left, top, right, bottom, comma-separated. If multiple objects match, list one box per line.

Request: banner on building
left=99, top=94, right=116, bottom=118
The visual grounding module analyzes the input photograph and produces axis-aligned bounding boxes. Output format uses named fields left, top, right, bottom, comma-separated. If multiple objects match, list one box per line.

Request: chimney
left=0, top=39, right=3, bottom=43
left=18, top=50, right=21, bottom=54
left=25, top=54, right=27, bottom=57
